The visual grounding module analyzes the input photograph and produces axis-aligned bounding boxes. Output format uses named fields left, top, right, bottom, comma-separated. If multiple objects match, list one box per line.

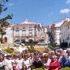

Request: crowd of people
left=0, top=48, right=70, bottom=70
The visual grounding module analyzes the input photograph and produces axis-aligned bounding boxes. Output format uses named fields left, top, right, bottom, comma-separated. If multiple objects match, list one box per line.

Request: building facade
left=3, top=25, right=13, bottom=44
left=54, top=21, right=64, bottom=45
left=12, top=20, right=48, bottom=44
left=48, top=21, right=63, bottom=45
left=60, top=18, right=70, bottom=47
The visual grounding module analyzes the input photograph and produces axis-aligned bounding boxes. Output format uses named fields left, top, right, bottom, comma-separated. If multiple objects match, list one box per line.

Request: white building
left=12, top=20, right=43, bottom=42
left=60, top=18, right=70, bottom=47
left=4, top=25, right=13, bottom=44
left=48, top=21, right=63, bottom=45
left=54, top=21, right=64, bottom=45
left=4, top=20, right=48, bottom=44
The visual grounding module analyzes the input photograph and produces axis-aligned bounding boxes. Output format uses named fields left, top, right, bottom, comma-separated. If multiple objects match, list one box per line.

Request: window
left=22, top=27, right=26, bottom=36
left=16, top=29, right=19, bottom=32
left=29, top=26, right=32, bottom=28
left=29, top=29, right=32, bottom=32
left=22, top=29, right=26, bottom=31
left=22, top=30, right=26, bottom=36
left=16, top=28, right=19, bottom=32
left=68, top=25, right=69, bottom=29
left=22, top=27, right=26, bottom=31
left=67, top=36, right=69, bottom=40
left=29, top=32, right=33, bottom=36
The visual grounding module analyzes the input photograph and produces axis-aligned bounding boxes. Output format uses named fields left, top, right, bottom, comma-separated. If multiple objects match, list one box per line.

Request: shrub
left=4, top=47, right=14, bottom=53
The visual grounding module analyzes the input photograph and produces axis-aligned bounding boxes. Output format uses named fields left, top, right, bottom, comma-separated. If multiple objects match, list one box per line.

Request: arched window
left=4, top=37, right=7, bottom=42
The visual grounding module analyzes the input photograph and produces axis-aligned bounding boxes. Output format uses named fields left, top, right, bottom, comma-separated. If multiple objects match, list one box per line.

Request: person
left=48, top=55, right=61, bottom=70
left=17, top=53, right=23, bottom=70
left=41, top=54, right=51, bottom=70
left=22, top=54, right=31, bottom=70
left=5, top=54, right=13, bottom=70
left=12, top=55, right=20, bottom=70
left=0, top=53, right=5, bottom=70
left=32, top=53, right=43, bottom=69
left=63, top=48, right=70, bottom=67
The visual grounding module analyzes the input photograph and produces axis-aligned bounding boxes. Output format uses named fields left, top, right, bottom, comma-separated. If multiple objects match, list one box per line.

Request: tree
left=60, top=42, right=68, bottom=49
left=0, top=0, right=12, bottom=43
left=47, top=31, right=56, bottom=49
left=0, top=0, right=9, bottom=14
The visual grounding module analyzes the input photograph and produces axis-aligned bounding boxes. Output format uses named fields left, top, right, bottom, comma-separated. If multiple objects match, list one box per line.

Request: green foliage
left=47, top=31, right=58, bottom=49
left=47, top=32, right=55, bottom=44
left=48, top=43, right=57, bottom=50
left=4, top=47, right=14, bottom=53
left=25, top=43, right=35, bottom=52
left=24, top=40, right=37, bottom=52
left=29, top=44, right=35, bottom=52
left=35, top=68, right=44, bottom=70
left=0, top=0, right=12, bottom=43
left=61, top=67, right=70, bottom=70
left=48, top=43, right=54, bottom=50
left=0, top=0, right=8, bottom=14
left=33, top=67, right=70, bottom=70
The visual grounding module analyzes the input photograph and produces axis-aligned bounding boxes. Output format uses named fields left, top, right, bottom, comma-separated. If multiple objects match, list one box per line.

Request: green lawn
left=35, top=68, right=44, bottom=70
left=34, top=67, right=70, bottom=70
left=61, top=67, right=70, bottom=70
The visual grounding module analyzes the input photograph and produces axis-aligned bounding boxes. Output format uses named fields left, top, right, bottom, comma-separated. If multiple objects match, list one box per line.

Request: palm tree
left=23, top=39, right=38, bottom=52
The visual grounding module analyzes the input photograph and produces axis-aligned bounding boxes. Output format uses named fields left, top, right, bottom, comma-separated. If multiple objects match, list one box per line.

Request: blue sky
left=1, top=0, right=70, bottom=25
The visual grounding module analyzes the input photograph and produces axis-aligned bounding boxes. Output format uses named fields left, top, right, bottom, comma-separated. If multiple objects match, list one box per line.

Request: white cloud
left=60, top=8, right=70, bottom=14
left=66, top=0, right=70, bottom=4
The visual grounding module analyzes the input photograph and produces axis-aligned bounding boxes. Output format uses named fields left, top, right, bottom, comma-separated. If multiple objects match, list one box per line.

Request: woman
left=41, top=54, right=51, bottom=70
left=48, top=55, right=61, bottom=70
left=12, top=55, right=20, bottom=70
left=17, top=53, right=23, bottom=70
left=22, top=54, right=31, bottom=70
